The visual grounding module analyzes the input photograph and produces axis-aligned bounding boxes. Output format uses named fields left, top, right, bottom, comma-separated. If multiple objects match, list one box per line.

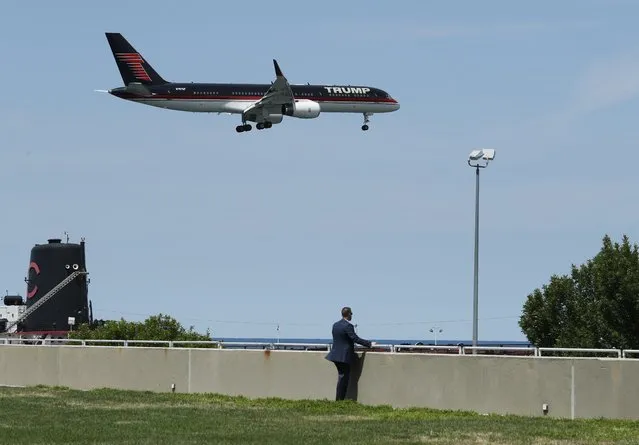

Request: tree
left=68, top=313, right=215, bottom=347
left=519, top=234, right=639, bottom=349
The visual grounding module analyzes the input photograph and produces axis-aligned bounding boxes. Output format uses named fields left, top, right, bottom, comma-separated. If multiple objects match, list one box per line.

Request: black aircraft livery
left=103, top=33, right=400, bottom=132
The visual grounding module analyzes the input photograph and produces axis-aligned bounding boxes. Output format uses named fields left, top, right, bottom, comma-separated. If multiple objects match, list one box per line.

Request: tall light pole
left=467, top=148, right=496, bottom=352
left=429, top=327, right=443, bottom=345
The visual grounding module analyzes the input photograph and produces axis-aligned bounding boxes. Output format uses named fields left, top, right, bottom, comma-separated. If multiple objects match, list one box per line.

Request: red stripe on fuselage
left=113, top=92, right=397, bottom=103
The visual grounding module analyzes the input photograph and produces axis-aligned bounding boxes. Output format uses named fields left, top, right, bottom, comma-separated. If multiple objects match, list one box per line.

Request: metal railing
left=0, top=337, right=636, bottom=359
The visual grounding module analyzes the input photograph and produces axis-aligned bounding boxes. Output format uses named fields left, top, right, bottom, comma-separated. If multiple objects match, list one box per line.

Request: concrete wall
left=0, top=345, right=638, bottom=420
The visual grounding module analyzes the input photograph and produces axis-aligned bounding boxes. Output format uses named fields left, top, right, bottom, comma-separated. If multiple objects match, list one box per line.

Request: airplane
left=102, top=33, right=400, bottom=133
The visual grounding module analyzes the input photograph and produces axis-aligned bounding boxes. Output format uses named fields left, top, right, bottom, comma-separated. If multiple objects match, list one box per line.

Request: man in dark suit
left=325, top=306, right=375, bottom=401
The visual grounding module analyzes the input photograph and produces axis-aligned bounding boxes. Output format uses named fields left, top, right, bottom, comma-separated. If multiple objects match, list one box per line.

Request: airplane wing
left=242, top=60, right=294, bottom=121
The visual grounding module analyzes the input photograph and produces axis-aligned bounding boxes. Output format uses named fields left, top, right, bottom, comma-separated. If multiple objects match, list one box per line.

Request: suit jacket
left=325, top=318, right=372, bottom=364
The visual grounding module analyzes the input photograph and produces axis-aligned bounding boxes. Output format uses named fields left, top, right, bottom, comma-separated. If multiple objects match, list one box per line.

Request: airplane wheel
left=236, top=125, right=244, bottom=133
left=265, top=121, right=272, bottom=129
left=361, top=125, right=369, bottom=131
left=257, top=123, right=264, bottom=130
left=243, top=124, right=252, bottom=131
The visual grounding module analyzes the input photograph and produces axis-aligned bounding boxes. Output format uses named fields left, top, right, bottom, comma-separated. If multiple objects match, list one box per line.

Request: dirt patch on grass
left=303, top=414, right=371, bottom=422
left=0, top=391, right=57, bottom=399
left=114, top=420, right=148, bottom=425
left=65, top=400, right=163, bottom=410
left=400, top=433, right=492, bottom=444
left=403, top=435, right=588, bottom=444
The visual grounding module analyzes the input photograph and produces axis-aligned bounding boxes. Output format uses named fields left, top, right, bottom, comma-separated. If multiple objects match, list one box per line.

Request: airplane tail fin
left=105, top=33, right=167, bottom=86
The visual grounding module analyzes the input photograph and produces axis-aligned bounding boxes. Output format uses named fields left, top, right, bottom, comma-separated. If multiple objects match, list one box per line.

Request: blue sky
left=1, top=0, right=638, bottom=342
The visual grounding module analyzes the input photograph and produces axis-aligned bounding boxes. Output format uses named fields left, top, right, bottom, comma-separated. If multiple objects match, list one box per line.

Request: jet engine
left=281, top=99, right=321, bottom=119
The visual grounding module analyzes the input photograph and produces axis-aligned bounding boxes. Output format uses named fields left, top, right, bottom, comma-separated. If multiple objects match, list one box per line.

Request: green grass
left=0, top=386, right=638, bottom=444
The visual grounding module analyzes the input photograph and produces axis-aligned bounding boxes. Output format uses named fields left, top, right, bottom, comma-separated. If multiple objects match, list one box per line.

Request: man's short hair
left=341, top=307, right=352, bottom=317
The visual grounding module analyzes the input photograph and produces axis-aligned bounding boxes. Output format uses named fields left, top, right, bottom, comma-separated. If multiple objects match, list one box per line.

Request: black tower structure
left=23, top=238, right=89, bottom=332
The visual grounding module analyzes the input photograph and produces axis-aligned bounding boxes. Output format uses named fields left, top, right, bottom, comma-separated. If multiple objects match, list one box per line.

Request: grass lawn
left=0, top=386, right=637, bottom=444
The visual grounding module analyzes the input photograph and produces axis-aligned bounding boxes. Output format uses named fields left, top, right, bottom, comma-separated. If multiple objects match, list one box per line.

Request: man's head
left=341, top=306, right=353, bottom=321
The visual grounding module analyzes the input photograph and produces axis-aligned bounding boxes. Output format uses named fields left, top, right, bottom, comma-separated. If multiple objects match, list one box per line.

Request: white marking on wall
left=571, top=364, right=575, bottom=420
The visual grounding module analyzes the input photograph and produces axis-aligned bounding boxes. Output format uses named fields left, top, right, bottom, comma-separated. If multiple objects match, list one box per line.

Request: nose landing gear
left=361, top=113, right=372, bottom=131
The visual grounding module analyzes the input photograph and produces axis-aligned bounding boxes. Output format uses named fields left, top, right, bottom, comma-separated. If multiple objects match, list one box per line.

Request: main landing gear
left=235, top=121, right=273, bottom=133
left=361, top=112, right=372, bottom=131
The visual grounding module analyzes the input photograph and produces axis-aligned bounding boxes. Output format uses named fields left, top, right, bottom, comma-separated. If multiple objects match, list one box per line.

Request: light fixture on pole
left=467, top=148, right=496, bottom=353
left=67, top=316, right=76, bottom=338
left=429, top=327, right=443, bottom=346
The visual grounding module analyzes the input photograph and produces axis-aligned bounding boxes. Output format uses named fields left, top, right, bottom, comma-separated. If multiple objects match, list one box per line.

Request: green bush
left=68, top=313, right=217, bottom=348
